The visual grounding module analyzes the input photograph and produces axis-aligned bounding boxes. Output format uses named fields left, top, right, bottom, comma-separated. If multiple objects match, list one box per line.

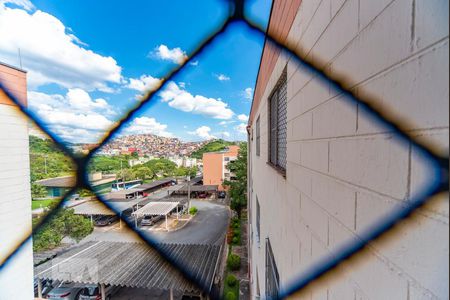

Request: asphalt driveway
left=152, top=200, right=229, bottom=245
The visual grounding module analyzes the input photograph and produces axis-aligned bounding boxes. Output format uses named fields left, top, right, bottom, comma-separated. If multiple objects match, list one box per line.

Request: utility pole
left=187, top=175, right=191, bottom=211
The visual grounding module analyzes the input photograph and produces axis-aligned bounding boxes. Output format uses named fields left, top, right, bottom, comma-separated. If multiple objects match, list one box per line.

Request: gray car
left=47, top=282, right=83, bottom=300
left=79, top=284, right=120, bottom=300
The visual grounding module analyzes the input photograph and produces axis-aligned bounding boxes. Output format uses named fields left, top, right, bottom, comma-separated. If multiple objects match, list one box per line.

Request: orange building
left=202, top=145, right=239, bottom=190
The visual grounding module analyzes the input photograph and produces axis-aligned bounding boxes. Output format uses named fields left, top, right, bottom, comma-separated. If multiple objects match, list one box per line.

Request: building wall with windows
left=203, top=145, right=239, bottom=190
left=248, top=1, right=448, bottom=299
left=0, top=62, right=34, bottom=299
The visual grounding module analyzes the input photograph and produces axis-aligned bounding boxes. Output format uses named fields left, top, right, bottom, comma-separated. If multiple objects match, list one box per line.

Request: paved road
left=81, top=200, right=229, bottom=246
left=152, top=200, right=229, bottom=245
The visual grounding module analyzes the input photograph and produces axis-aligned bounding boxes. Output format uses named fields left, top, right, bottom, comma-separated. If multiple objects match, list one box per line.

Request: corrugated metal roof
left=169, top=185, right=218, bottom=192
left=34, top=241, right=221, bottom=293
left=73, top=201, right=116, bottom=215
left=132, top=202, right=179, bottom=216
left=138, top=178, right=175, bottom=190
left=35, top=176, right=75, bottom=188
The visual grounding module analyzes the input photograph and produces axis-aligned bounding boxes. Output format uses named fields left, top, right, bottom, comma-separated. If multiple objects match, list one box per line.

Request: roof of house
left=168, top=185, right=218, bottom=193
left=35, top=176, right=75, bottom=188
left=137, top=178, right=175, bottom=190
left=34, top=241, right=221, bottom=293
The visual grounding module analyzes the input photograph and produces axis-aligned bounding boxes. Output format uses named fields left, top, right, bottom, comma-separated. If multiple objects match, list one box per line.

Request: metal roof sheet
left=132, top=202, right=179, bottom=216
left=169, top=185, right=218, bottom=192
left=137, top=178, right=175, bottom=190
left=73, top=199, right=144, bottom=215
left=34, top=241, right=221, bottom=293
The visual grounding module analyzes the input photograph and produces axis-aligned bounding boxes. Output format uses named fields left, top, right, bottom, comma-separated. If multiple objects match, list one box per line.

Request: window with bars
left=256, top=116, right=261, bottom=156
left=268, top=68, right=287, bottom=173
left=265, top=238, right=280, bottom=299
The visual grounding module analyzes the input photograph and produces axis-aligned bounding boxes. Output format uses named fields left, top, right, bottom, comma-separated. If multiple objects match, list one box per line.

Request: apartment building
left=203, top=145, right=239, bottom=190
left=0, top=62, right=33, bottom=298
left=247, top=1, right=448, bottom=299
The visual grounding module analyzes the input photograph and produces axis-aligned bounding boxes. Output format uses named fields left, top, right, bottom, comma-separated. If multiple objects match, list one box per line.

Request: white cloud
left=0, top=3, right=122, bottom=91
left=215, top=73, right=230, bottom=81
left=189, top=60, right=199, bottom=66
left=151, top=44, right=187, bottom=64
left=235, top=123, right=247, bottom=135
left=28, top=89, right=115, bottom=143
left=244, top=87, right=253, bottom=100
left=159, top=81, right=234, bottom=120
left=0, top=0, right=34, bottom=11
left=126, top=75, right=161, bottom=93
left=188, top=126, right=216, bottom=140
left=237, top=114, right=249, bottom=122
left=123, top=117, right=173, bottom=137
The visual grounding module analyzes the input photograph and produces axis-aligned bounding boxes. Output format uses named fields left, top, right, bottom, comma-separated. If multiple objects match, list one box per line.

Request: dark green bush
left=226, top=274, right=238, bottom=287
left=232, top=236, right=239, bottom=244
left=225, top=291, right=237, bottom=300
left=227, top=253, right=241, bottom=271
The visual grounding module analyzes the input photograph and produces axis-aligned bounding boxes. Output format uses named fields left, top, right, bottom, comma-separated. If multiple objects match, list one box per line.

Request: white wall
left=0, top=104, right=34, bottom=299
left=249, top=0, right=448, bottom=299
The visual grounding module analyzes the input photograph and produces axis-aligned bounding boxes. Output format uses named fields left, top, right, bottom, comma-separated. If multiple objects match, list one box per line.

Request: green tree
left=223, top=143, right=247, bottom=216
left=191, top=139, right=235, bottom=159
left=132, top=166, right=154, bottom=181
left=33, top=206, right=93, bottom=251
left=31, top=183, right=48, bottom=199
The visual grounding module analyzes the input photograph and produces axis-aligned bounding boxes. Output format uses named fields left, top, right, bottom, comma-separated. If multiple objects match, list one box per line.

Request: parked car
left=34, top=279, right=53, bottom=298
left=198, top=193, right=208, bottom=199
left=79, top=284, right=120, bottom=300
left=218, top=191, right=226, bottom=199
left=69, top=193, right=80, bottom=201
left=140, top=215, right=162, bottom=226
left=47, top=281, right=83, bottom=300
left=94, top=215, right=119, bottom=226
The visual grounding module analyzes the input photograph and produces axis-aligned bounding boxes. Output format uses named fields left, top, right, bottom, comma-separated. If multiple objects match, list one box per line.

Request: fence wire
left=0, top=0, right=448, bottom=299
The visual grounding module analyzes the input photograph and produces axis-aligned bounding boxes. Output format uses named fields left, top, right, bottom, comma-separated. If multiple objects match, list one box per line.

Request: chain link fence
left=0, top=1, right=448, bottom=299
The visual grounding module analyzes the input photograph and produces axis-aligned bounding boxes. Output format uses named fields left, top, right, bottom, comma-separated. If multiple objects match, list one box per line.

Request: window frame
left=267, top=68, right=287, bottom=176
left=256, top=115, right=261, bottom=157
left=265, top=238, right=280, bottom=299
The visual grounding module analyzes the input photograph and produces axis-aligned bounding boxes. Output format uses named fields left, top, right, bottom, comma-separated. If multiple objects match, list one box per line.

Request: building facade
left=247, top=1, right=448, bottom=299
left=0, top=62, right=34, bottom=298
left=203, top=145, right=239, bottom=190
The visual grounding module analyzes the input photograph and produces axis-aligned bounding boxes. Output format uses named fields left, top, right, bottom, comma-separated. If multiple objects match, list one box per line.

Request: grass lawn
left=32, top=199, right=58, bottom=210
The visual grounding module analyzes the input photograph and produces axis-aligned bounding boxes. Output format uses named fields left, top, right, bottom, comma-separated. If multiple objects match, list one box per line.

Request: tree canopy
left=223, top=142, right=247, bottom=215
left=190, top=139, right=235, bottom=159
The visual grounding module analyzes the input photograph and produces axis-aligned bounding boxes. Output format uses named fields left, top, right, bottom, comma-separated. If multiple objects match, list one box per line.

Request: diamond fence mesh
left=0, top=1, right=448, bottom=299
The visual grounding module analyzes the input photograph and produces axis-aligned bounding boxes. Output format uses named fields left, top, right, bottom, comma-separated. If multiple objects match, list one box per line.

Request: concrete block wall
left=249, top=0, right=448, bottom=299
left=0, top=65, right=34, bottom=299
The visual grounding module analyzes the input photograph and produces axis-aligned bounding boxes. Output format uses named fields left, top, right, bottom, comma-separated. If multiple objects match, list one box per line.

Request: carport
left=73, top=198, right=144, bottom=229
left=169, top=185, right=219, bottom=198
left=34, top=241, right=222, bottom=300
left=132, top=201, right=180, bottom=230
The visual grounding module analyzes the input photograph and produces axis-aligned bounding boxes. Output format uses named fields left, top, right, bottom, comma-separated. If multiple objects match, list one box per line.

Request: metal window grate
left=268, top=67, right=287, bottom=171
left=265, top=238, right=280, bottom=299
left=0, top=1, right=448, bottom=299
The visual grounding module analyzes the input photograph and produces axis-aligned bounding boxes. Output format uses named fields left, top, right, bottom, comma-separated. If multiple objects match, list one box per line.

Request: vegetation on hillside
left=29, top=136, right=75, bottom=198
left=223, top=142, right=247, bottom=216
left=190, top=139, right=235, bottom=159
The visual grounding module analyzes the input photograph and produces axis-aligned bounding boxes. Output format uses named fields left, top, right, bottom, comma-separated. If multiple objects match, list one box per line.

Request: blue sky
left=0, top=0, right=272, bottom=143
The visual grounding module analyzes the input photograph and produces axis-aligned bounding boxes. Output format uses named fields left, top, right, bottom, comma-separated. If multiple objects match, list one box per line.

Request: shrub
left=233, top=228, right=240, bottom=236
left=189, top=206, right=198, bottom=215
left=232, top=236, right=239, bottom=244
left=227, top=253, right=241, bottom=271
left=226, top=274, right=238, bottom=287
left=225, top=291, right=237, bottom=300
left=232, top=221, right=240, bottom=229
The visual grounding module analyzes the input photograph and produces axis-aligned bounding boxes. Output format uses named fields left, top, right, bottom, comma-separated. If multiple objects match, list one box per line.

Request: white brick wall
left=249, top=0, right=449, bottom=299
left=0, top=104, right=34, bottom=299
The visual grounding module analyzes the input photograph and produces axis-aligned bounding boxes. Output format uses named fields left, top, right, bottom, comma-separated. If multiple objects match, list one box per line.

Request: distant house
left=35, top=172, right=116, bottom=198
